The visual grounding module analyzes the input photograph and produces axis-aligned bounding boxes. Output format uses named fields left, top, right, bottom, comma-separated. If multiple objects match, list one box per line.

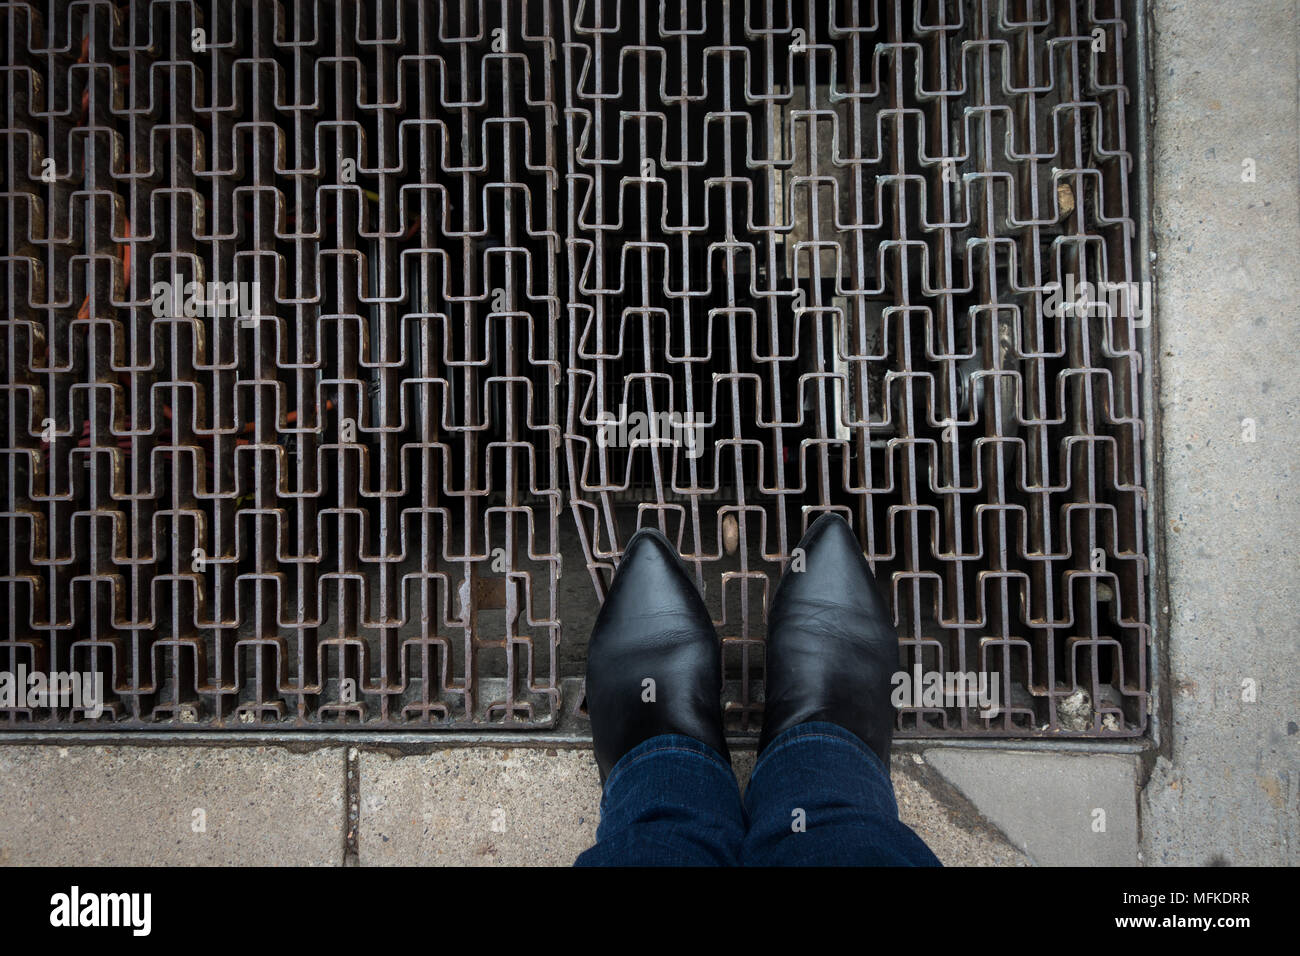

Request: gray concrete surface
left=1138, top=0, right=1300, bottom=865
left=0, top=743, right=1024, bottom=866
left=0, top=746, right=345, bottom=866
left=358, top=748, right=600, bottom=866
left=924, top=750, right=1139, bottom=866
left=356, top=747, right=1026, bottom=866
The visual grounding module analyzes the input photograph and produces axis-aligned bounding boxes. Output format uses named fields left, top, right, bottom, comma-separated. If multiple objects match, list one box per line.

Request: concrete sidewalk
left=1138, top=0, right=1300, bottom=866
left=0, top=743, right=1031, bottom=866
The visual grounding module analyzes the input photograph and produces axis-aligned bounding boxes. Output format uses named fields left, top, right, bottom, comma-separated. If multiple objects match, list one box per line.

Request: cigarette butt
left=1057, top=181, right=1075, bottom=219
left=722, top=513, right=739, bottom=555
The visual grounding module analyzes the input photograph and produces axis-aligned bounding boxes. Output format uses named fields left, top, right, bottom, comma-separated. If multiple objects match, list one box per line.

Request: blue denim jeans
left=575, top=721, right=941, bottom=866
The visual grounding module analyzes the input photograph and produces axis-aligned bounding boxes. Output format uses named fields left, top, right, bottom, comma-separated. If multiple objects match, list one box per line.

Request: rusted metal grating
left=561, top=0, right=1151, bottom=738
left=2, top=0, right=564, bottom=729
left=2, top=0, right=1151, bottom=737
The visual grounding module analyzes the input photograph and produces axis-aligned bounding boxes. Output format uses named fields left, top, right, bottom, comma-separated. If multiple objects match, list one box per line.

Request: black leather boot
left=759, top=513, right=898, bottom=765
left=586, top=527, right=729, bottom=783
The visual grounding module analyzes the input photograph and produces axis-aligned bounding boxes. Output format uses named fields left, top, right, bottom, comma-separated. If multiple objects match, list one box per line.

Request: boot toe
left=774, top=513, right=891, bottom=626
left=596, top=528, right=699, bottom=623
left=760, top=513, right=898, bottom=761
left=586, top=526, right=728, bottom=782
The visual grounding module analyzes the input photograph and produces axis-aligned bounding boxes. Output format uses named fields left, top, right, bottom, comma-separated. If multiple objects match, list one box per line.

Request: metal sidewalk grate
left=2, top=0, right=1151, bottom=737
left=562, top=0, right=1152, bottom=738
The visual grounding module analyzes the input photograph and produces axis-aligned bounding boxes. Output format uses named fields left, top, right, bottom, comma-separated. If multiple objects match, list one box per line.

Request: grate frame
left=1, top=0, right=1162, bottom=742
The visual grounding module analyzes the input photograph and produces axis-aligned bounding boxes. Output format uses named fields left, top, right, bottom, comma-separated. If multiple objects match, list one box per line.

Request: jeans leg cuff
left=602, top=733, right=732, bottom=795
left=754, top=720, right=888, bottom=778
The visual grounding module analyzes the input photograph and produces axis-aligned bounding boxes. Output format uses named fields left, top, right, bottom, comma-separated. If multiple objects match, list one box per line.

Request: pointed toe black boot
left=759, top=513, right=898, bottom=765
left=586, top=527, right=729, bottom=783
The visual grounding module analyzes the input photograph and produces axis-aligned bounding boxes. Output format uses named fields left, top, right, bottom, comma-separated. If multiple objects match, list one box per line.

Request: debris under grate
left=1, top=0, right=1151, bottom=737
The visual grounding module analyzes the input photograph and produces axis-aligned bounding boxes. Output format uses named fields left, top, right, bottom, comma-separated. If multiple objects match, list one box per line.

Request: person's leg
left=741, top=721, right=939, bottom=866
left=575, top=527, right=740, bottom=866
left=751, top=513, right=941, bottom=866
left=575, top=734, right=744, bottom=866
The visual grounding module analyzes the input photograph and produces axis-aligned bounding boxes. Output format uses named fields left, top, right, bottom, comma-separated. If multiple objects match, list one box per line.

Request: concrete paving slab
left=357, top=747, right=601, bottom=866
left=1141, top=0, right=1300, bottom=865
left=356, top=746, right=1027, bottom=866
left=0, top=746, right=346, bottom=866
left=893, top=754, right=1031, bottom=866
left=924, top=750, right=1139, bottom=866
